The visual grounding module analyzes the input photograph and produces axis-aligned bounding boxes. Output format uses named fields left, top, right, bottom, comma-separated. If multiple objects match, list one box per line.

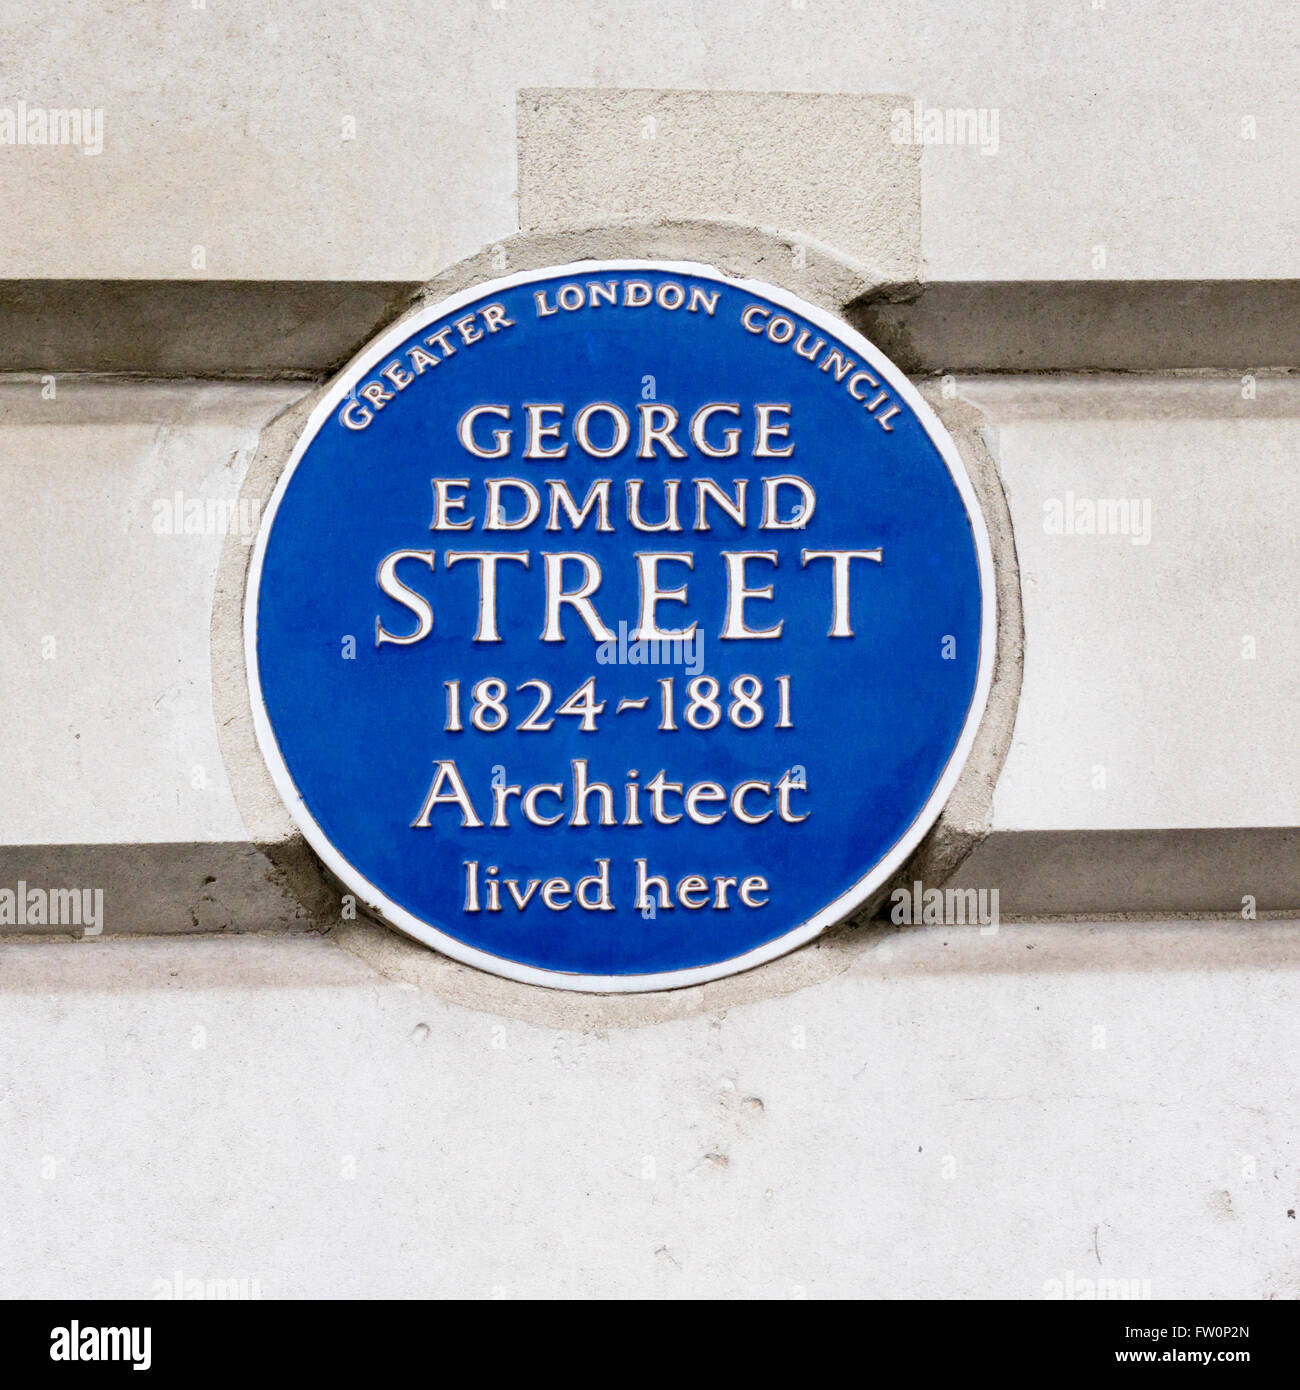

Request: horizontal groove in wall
left=945, top=828, right=1300, bottom=919
left=0, top=280, right=424, bottom=378
left=0, top=279, right=1296, bottom=377
left=849, top=280, right=1300, bottom=373
left=0, top=842, right=324, bottom=937
left=0, top=831, right=1294, bottom=937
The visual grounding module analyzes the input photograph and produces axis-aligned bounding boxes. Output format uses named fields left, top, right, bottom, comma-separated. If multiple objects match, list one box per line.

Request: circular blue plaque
left=247, top=262, right=995, bottom=991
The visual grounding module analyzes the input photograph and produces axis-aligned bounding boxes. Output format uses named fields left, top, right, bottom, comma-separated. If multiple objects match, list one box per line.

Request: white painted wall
left=0, top=381, right=299, bottom=844
left=968, top=376, right=1300, bottom=832
left=3, top=376, right=1293, bottom=862
left=1, top=3, right=1296, bottom=1301
left=4, top=925, right=1297, bottom=1299
left=4, top=0, right=1296, bottom=279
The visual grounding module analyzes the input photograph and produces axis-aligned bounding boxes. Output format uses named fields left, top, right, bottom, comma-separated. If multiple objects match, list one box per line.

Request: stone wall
left=1, top=5, right=1296, bottom=1299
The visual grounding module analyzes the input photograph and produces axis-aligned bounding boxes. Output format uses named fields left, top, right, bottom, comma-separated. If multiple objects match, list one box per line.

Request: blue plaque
left=247, top=262, right=995, bottom=990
